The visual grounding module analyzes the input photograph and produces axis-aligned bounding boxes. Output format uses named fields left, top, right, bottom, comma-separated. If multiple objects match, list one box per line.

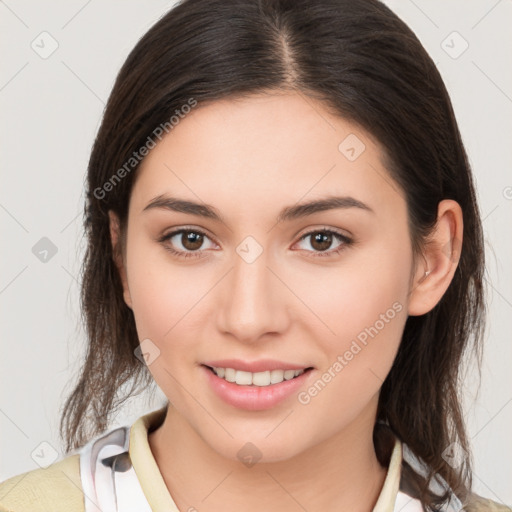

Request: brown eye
left=310, top=232, right=334, bottom=251
left=181, top=231, right=204, bottom=251
left=159, top=228, right=217, bottom=259
left=295, top=229, right=353, bottom=257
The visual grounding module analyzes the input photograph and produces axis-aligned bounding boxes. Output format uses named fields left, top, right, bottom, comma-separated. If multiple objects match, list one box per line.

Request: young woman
left=0, top=0, right=509, bottom=511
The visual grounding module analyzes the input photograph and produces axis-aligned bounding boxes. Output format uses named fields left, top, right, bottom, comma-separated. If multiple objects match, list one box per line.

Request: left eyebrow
left=141, top=194, right=374, bottom=223
left=276, top=195, right=375, bottom=223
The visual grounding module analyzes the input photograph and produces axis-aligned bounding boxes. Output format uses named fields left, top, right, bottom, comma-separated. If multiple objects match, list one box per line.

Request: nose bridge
left=217, top=238, right=287, bottom=342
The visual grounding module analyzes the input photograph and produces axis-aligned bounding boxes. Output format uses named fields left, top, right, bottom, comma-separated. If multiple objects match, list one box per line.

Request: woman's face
left=112, top=91, right=419, bottom=462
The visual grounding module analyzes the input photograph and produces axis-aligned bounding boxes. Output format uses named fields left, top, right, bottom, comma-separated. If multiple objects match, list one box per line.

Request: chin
left=206, top=431, right=313, bottom=467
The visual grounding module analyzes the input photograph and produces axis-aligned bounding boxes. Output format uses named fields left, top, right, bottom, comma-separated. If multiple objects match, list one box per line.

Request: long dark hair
left=60, top=1, right=486, bottom=510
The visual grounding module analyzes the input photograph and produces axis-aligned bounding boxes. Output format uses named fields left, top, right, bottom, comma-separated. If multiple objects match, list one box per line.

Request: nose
left=216, top=244, right=290, bottom=344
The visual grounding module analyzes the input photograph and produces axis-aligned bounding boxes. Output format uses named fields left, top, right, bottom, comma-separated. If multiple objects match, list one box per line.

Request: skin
left=109, top=91, right=463, bottom=512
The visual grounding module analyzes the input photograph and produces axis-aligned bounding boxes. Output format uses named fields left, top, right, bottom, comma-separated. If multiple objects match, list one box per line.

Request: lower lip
left=202, top=365, right=312, bottom=411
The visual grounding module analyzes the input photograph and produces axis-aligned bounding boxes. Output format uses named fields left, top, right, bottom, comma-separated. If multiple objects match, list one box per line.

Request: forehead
left=129, top=92, right=404, bottom=220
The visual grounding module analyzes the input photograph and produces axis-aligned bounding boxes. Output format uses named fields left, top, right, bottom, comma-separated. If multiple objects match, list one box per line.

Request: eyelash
left=158, top=227, right=353, bottom=260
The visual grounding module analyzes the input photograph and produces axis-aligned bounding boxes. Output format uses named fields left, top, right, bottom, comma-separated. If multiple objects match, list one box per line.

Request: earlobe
left=108, top=210, right=133, bottom=309
left=407, top=200, right=463, bottom=316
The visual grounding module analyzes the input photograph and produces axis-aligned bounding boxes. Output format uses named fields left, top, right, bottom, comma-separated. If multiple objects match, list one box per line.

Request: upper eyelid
left=160, top=225, right=216, bottom=241
left=296, top=227, right=350, bottom=240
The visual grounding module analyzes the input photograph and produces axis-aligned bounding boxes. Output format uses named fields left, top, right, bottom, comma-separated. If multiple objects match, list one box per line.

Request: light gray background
left=1, top=0, right=511, bottom=505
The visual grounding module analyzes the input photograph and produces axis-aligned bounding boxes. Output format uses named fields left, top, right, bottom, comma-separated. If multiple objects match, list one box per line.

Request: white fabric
left=79, top=425, right=151, bottom=512
left=401, top=443, right=464, bottom=512
left=394, top=491, right=424, bottom=511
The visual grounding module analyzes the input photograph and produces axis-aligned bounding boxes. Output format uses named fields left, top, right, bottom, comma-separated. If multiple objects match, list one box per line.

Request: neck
left=148, top=396, right=388, bottom=512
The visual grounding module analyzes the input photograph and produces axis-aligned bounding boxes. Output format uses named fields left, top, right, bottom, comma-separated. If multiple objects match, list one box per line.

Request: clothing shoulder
left=0, top=453, right=84, bottom=512
left=464, top=493, right=512, bottom=512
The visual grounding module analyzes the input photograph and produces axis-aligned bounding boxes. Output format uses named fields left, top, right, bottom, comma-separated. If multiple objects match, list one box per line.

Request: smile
left=208, top=366, right=307, bottom=387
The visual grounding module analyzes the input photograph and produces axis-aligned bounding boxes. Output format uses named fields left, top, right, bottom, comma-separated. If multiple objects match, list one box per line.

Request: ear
left=407, top=199, right=463, bottom=316
left=108, top=210, right=133, bottom=309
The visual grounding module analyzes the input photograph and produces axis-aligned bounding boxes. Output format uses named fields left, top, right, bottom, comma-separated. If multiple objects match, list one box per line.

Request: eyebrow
left=142, top=194, right=374, bottom=223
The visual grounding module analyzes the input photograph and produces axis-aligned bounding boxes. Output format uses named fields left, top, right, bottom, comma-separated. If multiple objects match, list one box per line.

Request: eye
left=294, top=229, right=353, bottom=257
left=159, top=228, right=217, bottom=259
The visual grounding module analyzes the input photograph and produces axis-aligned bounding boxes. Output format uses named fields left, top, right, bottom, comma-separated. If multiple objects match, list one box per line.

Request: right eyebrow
left=142, top=195, right=224, bottom=222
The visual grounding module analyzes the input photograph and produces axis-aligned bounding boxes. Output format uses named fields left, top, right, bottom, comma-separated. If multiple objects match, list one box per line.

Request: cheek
left=125, top=235, right=213, bottom=351
left=294, top=266, right=408, bottom=433
left=299, top=236, right=410, bottom=323
left=292, top=236, right=411, bottom=381
left=125, top=244, right=211, bottom=403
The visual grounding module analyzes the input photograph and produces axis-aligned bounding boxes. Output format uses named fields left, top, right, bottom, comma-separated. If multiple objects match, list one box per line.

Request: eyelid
left=294, top=225, right=352, bottom=241
left=159, top=225, right=218, bottom=244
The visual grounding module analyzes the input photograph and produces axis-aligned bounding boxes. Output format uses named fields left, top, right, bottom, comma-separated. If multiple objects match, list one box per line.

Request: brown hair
left=60, top=1, right=486, bottom=509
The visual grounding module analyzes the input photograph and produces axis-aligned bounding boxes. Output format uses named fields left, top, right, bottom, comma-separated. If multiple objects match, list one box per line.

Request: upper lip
left=202, top=359, right=312, bottom=373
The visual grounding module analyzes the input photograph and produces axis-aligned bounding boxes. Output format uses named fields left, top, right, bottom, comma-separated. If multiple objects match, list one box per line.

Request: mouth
left=201, top=361, right=315, bottom=411
left=202, top=365, right=314, bottom=387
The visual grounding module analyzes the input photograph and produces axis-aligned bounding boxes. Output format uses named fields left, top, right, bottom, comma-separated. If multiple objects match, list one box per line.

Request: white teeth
left=235, top=370, right=252, bottom=386
left=224, top=368, right=236, bottom=382
left=212, top=367, right=306, bottom=386
left=270, top=369, right=284, bottom=384
left=284, top=370, right=296, bottom=380
left=252, top=371, right=270, bottom=386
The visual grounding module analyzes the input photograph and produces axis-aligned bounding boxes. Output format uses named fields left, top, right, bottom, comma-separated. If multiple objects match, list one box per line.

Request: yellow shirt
left=0, top=407, right=509, bottom=512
